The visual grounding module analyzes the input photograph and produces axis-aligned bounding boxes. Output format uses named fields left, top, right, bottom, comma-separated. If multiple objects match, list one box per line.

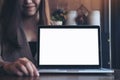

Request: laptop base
left=38, top=68, right=114, bottom=74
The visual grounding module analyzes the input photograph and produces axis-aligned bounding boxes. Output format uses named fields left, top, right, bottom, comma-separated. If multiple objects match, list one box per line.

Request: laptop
left=37, top=25, right=114, bottom=73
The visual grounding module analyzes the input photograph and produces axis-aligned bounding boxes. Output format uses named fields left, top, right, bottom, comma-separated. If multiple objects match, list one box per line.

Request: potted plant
left=51, top=9, right=67, bottom=25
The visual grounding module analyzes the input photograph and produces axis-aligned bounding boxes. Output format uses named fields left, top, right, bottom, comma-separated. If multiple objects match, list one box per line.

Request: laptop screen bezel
left=37, top=25, right=101, bottom=69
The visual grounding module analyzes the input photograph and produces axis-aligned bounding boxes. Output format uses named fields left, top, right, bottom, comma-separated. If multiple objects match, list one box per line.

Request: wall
left=49, top=0, right=101, bottom=13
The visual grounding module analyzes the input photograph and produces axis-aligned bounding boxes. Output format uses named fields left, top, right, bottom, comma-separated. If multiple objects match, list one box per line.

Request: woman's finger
left=30, top=62, right=39, bottom=76
left=11, top=66, right=23, bottom=76
left=17, top=63, right=29, bottom=76
left=24, top=62, right=34, bottom=76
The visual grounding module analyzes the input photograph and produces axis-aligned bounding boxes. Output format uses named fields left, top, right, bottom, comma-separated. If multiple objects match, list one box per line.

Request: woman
left=0, top=0, right=51, bottom=76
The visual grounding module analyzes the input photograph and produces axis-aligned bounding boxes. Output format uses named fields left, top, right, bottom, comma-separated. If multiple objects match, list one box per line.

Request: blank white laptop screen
left=39, top=28, right=99, bottom=66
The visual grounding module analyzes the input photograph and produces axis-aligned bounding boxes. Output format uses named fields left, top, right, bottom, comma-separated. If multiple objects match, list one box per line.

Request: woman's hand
left=3, top=57, right=39, bottom=77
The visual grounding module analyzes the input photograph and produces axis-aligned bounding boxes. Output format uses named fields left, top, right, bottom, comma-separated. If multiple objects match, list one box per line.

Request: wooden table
left=0, top=74, right=115, bottom=80
left=2, top=70, right=120, bottom=80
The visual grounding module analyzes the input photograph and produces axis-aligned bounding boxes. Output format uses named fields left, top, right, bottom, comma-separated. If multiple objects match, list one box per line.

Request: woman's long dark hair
left=0, top=0, right=20, bottom=49
left=0, top=0, right=51, bottom=49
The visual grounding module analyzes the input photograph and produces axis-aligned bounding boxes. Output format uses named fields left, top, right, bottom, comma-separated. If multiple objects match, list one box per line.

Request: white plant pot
left=53, top=21, right=63, bottom=25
